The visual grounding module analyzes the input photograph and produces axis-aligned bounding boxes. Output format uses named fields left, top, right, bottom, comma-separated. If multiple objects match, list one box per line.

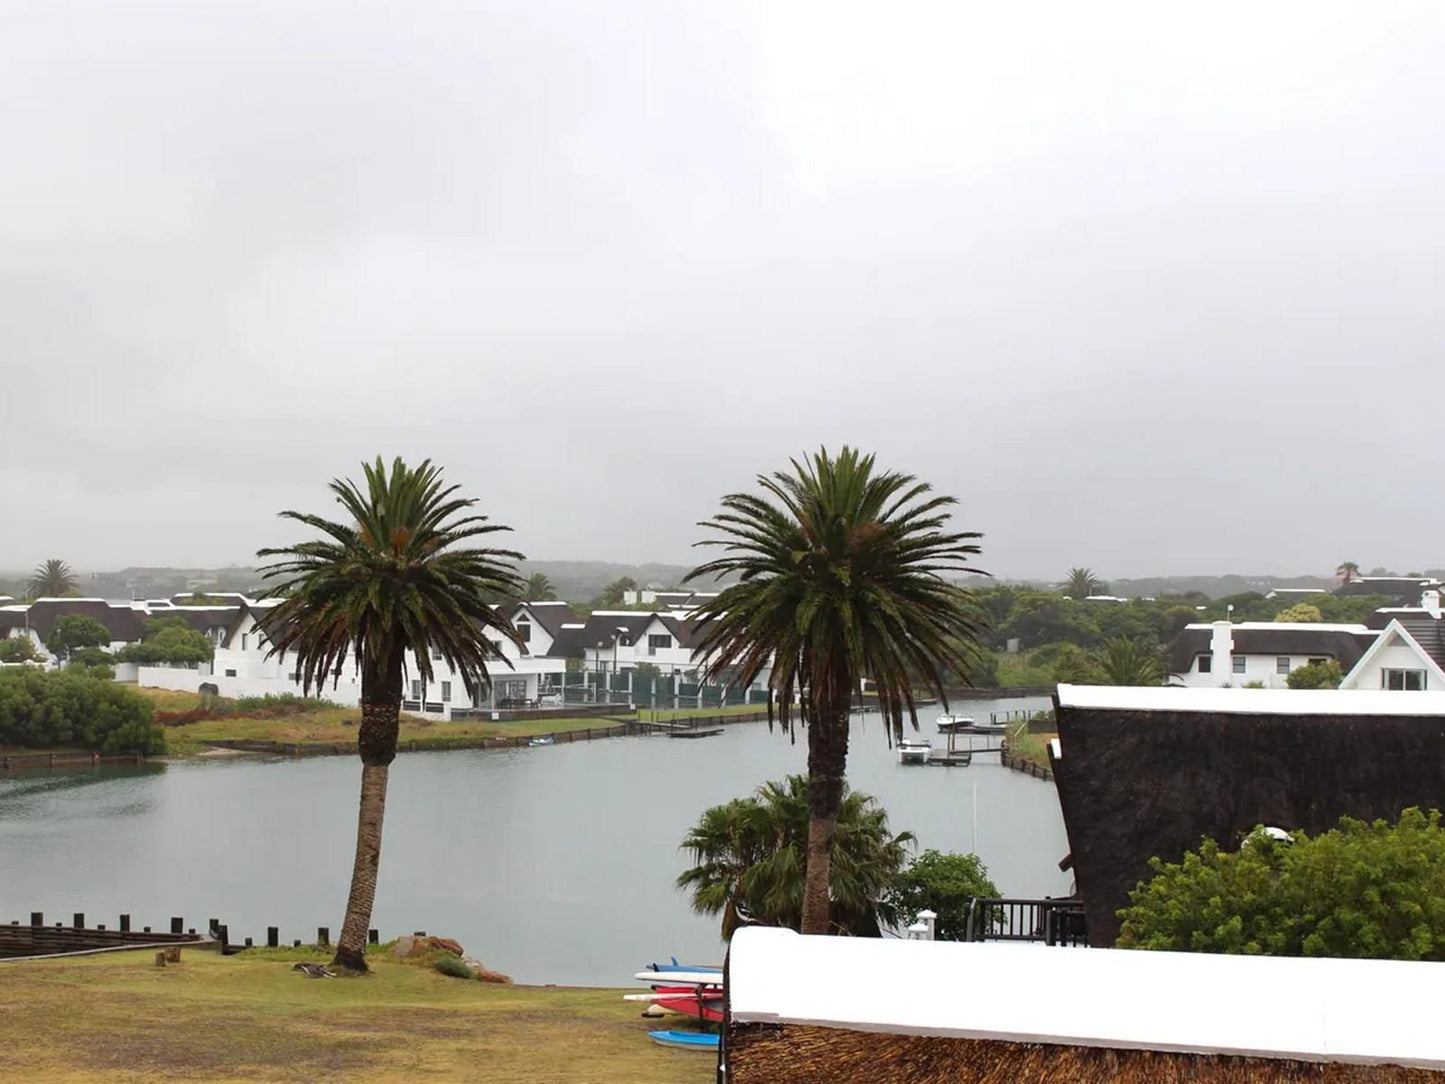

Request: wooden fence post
left=73, top=912, right=84, bottom=929
left=267, top=926, right=279, bottom=948
left=317, top=927, right=329, bottom=947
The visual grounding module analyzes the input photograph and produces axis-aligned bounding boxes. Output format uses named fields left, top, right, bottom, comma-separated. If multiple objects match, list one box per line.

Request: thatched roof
left=728, top=1026, right=1444, bottom=1082
left=1051, top=685, right=1445, bottom=945
left=725, top=928, right=1445, bottom=1081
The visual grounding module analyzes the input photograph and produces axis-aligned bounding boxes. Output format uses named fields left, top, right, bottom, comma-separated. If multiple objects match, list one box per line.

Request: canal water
left=0, top=701, right=1067, bottom=986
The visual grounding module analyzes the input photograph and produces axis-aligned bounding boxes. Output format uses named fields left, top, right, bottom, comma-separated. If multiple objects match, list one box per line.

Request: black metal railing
left=963, top=897, right=1088, bottom=946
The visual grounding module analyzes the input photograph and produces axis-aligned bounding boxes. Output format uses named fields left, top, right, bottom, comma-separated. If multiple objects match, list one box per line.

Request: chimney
left=1210, top=620, right=1234, bottom=682
left=1423, top=589, right=1442, bottom=620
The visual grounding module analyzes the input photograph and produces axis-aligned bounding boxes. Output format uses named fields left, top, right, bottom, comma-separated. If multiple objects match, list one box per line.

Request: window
left=1309, top=657, right=1327, bottom=666
left=441, top=681, right=451, bottom=703
left=1232, top=656, right=1246, bottom=674
left=224, top=668, right=236, bottom=678
left=647, top=634, right=672, bottom=655
left=430, top=646, right=442, bottom=661
left=241, top=633, right=248, bottom=651
left=1276, top=657, right=1291, bottom=675
left=1383, top=669, right=1427, bottom=691
left=1197, top=655, right=1212, bottom=673
left=516, top=621, right=531, bottom=643
left=410, top=679, right=423, bottom=700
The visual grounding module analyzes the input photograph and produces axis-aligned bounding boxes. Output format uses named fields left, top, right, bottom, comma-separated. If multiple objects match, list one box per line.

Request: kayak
left=649, top=1030, right=719, bottom=1051
left=655, top=995, right=724, bottom=1023
left=634, top=969, right=723, bottom=986
left=645, top=957, right=722, bottom=974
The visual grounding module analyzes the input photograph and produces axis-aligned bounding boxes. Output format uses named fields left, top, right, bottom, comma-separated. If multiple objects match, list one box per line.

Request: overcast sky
left=4, top=2, right=1443, bottom=580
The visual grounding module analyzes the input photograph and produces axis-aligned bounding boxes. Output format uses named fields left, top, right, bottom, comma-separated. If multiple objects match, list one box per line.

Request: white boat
left=936, top=713, right=975, bottom=732
left=897, top=739, right=932, bottom=765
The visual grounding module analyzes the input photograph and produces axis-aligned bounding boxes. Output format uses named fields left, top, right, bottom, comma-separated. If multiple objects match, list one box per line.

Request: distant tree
left=1162, top=605, right=1199, bottom=639
left=521, top=573, right=557, bottom=602
left=1286, top=659, right=1343, bottom=689
left=677, top=775, right=914, bottom=940
left=0, top=637, right=41, bottom=664
left=1275, top=603, right=1323, bottom=624
left=44, top=614, right=112, bottom=663
left=883, top=849, right=999, bottom=941
left=1000, top=593, right=1101, bottom=650
left=1063, top=567, right=1104, bottom=598
left=1052, top=644, right=1103, bottom=685
left=29, top=559, right=77, bottom=599
left=1092, top=637, right=1165, bottom=686
left=592, top=575, right=637, bottom=609
left=116, top=617, right=215, bottom=667
left=1336, top=561, right=1361, bottom=584
left=1118, top=810, right=1445, bottom=960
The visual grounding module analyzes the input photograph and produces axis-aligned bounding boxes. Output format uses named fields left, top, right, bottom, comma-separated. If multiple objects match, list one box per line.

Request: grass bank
left=135, top=689, right=761, bottom=757
left=1005, top=726, right=1058, bottom=771
left=0, top=948, right=713, bottom=1083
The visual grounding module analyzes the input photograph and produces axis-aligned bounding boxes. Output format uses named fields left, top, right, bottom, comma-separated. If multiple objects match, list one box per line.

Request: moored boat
left=936, top=713, right=975, bottom=732
left=897, top=739, right=932, bottom=765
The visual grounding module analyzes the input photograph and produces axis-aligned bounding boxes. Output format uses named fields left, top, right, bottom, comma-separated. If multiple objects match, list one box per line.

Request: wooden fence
left=999, top=739, right=1054, bottom=781
left=0, top=912, right=204, bottom=960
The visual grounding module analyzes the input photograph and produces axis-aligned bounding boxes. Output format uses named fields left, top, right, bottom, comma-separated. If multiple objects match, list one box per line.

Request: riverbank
left=131, top=689, right=764, bottom=757
left=1005, top=727, right=1058, bottom=773
left=0, top=947, right=710, bottom=1082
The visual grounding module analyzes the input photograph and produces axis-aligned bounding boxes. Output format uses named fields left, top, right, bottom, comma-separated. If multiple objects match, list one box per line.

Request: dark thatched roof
left=511, top=601, right=581, bottom=638
left=1337, top=578, right=1441, bottom=603
left=1052, top=689, right=1445, bottom=946
left=727, top=1025, right=1444, bottom=1083
left=18, top=600, right=146, bottom=642
left=1165, top=624, right=1377, bottom=674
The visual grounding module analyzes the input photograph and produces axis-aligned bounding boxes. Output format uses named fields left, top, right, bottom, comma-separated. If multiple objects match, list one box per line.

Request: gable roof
left=156, top=607, right=243, bottom=635
left=1341, top=618, right=1445, bottom=691
left=512, top=601, right=581, bottom=638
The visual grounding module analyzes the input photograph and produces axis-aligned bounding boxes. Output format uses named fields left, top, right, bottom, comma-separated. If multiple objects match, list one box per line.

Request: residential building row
left=0, top=594, right=757, bottom=720
left=1166, top=588, right=1445, bottom=691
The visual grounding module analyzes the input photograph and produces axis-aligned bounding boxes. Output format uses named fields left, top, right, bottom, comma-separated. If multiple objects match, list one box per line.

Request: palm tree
left=521, top=572, right=557, bottom=602
left=257, top=456, right=524, bottom=972
left=1092, top=637, right=1165, bottom=686
left=1336, top=561, right=1361, bottom=585
left=1063, top=566, right=1103, bottom=599
left=677, top=775, right=914, bottom=939
left=30, top=558, right=76, bottom=599
left=687, top=447, right=985, bottom=935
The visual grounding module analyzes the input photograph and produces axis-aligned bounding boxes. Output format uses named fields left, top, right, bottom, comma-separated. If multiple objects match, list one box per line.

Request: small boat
left=936, top=713, right=975, bottom=732
left=897, top=739, right=932, bottom=765
left=648, top=1030, right=720, bottom=1051
left=669, top=728, right=723, bottom=739
left=527, top=735, right=555, bottom=747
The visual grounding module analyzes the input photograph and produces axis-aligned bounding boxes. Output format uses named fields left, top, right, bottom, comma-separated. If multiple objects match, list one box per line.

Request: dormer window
left=516, top=621, right=531, bottom=643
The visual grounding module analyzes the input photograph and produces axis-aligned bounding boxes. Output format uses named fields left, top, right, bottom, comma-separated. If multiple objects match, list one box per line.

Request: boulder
left=433, top=937, right=465, bottom=956
left=461, top=955, right=512, bottom=983
left=393, top=935, right=416, bottom=960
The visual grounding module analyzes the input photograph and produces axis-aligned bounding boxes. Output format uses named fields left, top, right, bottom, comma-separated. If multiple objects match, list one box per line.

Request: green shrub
left=1286, top=659, right=1342, bottom=689
left=0, top=637, right=41, bottom=664
left=883, top=849, right=999, bottom=941
left=0, top=668, right=165, bottom=753
left=433, top=953, right=475, bottom=979
left=230, top=693, right=334, bottom=714
left=1118, top=809, right=1445, bottom=960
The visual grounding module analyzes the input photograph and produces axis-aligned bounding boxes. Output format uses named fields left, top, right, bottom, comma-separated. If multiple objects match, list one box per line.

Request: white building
left=1167, top=589, right=1445, bottom=691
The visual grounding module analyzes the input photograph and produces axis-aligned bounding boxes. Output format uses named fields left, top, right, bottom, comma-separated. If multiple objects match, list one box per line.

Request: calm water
left=0, top=702, right=1067, bottom=986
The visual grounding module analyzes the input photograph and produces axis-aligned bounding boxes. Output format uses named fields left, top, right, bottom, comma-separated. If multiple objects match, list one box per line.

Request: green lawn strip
left=644, top=703, right=766, bottom=721
left=1005, top=726, right=1057, bottom=769
left=0, top=949, right=713, bottom=1083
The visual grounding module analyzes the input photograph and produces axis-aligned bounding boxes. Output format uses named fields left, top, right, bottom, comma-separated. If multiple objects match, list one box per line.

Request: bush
left=0, top=668, right=165, bottom=753
left=1286, top=659, right=1342, bottom=689
left=433, top=953, right=475, bottom=979
left=883, top=849, right=999, bottom=941
left=0, top=637, right=41, bottom=664
left=116, top=617, right=214, bottom=667
left=230, top=693, right=334, bottom=715
left=1118, top=809, right=1445, bottom=960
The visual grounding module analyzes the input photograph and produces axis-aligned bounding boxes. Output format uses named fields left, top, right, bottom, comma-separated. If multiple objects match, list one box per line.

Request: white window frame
left=1276, top=657, right=1291, bottom=675
left=1232, top=656, right=1246, bottom=674
left=1382, top=668, right=1427, bottom=691
left=441, top=681, right=451, bottom=703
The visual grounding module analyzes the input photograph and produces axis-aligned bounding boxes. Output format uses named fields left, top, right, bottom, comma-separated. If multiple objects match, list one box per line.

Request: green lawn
left=134, top=688, right=643, bottom=756
left=0, top=948, right=714, bottom=1083
left=1006, top=726, right=1057, bottom=770
left=642, top=703, right=766, bottom=721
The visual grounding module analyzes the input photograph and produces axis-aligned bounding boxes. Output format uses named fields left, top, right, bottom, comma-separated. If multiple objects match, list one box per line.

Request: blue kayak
left=647, top=956, right=722, bottom=974
left=649, top=1030, right=720, bottom=1051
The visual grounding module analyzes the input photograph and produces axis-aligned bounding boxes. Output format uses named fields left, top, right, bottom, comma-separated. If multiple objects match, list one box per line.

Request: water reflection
left=0, top=704, right=1065, bottom=986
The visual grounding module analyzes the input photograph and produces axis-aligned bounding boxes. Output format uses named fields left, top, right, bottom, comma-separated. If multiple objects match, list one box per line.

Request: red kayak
left=654, top=994, right=724, bottom=1023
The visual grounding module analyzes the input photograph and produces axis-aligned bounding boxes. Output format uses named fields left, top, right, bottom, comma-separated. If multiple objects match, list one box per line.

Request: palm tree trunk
left=332, top=668, right=401, bottom=972
left=332, top=762, right=389, bottom=971
left=801, top=695, right=850, bottom=935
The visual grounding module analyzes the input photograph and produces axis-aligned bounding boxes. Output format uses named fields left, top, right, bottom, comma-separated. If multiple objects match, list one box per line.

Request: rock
left=393, top=935, right=416, bottom=960
left=433, top=937, right=464, bottom=956
left=474, top=967, right=513, bottom=984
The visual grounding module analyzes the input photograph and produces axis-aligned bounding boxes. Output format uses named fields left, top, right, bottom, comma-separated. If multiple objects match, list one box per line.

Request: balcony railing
left=963, top=897, right=1088, bottom=947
